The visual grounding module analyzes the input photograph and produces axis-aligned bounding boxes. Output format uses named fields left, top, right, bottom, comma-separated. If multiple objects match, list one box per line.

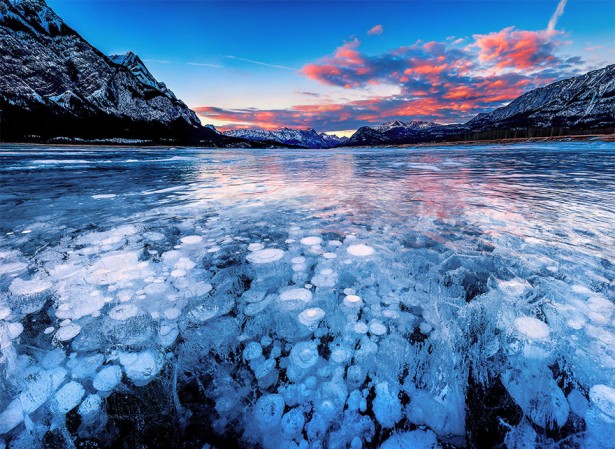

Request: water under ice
left=0, top=143, right=614, bottom=448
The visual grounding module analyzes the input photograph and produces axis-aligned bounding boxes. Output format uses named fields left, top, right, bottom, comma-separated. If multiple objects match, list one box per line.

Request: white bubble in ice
left=247, top=248, right=285, bottom=264
left=93, top=365, right=122, bottom=391
left=79, top=394, right=102, bottom=419
left=343, top=295, right=363, bottom=308
left=180, top=235, right=203, bottom=245
left=589, top=384, right=615, bottom=418
left=279, top=288, right=312, bottom=303
left=419, top=323, right=433, bottom=335
left=254, top=394, right=285, bottom=429
left=373, top=382, right=402, bottom=428
left=347, top=244, right=375, bottom=257
left=243, top=342, right=263, bottom=361
left=92, top=194, right=116, bottom=199
left=298, top=308, right=325, bottom=327
left=323, top=252, right=337, bottom=259
left=171, top=269, right=187, bottom=278
left=290, top=341, right=319, bottom=369
left=354, top=322, right=368, bottom=334
left=248, top=242, right=265, bottom=251
left=369, top=320, right=387, bottom=336
left=9, top=277, right=52, bottom=295
left=108, top=304, right=139, bottom=321
left=52, top=381, right=85, bottom=414
left=54, top=323, right=82, bottom=342
left=301, top=236, right=322, bottom=246
left=379, top=430, right=440, bottom=449
left=118, top=350, right=164, bottom=386
left=291, top=256, right=306, bottom=264
left=514, top=316, right=550, bottom=339
left=281, top=408, right=305, bottom=438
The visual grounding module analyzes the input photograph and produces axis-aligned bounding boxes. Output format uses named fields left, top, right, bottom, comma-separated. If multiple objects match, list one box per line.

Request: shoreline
left=0, top=133, right=613, bottom=150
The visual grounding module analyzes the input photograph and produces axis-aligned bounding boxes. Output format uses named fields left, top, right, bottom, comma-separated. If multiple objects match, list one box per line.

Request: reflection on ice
left=0, top=143, right=614, bottom=448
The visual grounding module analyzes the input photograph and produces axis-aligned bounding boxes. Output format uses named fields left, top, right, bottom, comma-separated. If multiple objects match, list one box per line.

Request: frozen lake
left=0, top=143, right=614, bottom=448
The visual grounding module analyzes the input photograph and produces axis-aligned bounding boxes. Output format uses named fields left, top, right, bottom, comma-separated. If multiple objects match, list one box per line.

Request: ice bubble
left=247, top=248, right=285, bottom=264
left=254, top=394, right=285, bottom=429
left=9, top=277, right=52, bottom=295
left=347, top=244, right=374, bottom=257
left=344, top=288, right=356, bottom=295
left=301, top=236, right=323, bottom=246
left=248, top=242, right=265, bottom=251
left=369, top=320, right=387, bottom=336
left=290, top=341, right=319, bottom=369
left=291, top=256, right=306, bottom=264
left=93, top=365, right=122, bottom=392
left=298, top=308, right=325, bottom=327
left=380, top=430, right=441, bottom=449
left=279, top=288, right=313, bottom=303
left=0, top=307, right=11, bottom=320
left=108, top=303, right=139, bottom=321
left=323, top=252, right=337, bottom=259
left=175, top=258, right=196, bottom=270
left=281, top=408, right=305, bottom=438
left=180, top=235, right=203, bottom=245
left=343, top=295, right=362, bottom=308
left=243, top=342, right=263, bottom=361
left=331, top=347, right=351, bottom=364
left=346, top=365, right=364, bottom=386
left=171, top=269, right=187, bottom=278
left=373, top=382, right=402, bottom=428
left=0, top=399, right=25, bottom=434
left=419, top=323, right=433, bottom=335
left=78, top=394, right=102, bottom=419
left=54, top=323, right=81, bottom=342
left=6, top=322, right=23, bottom=340
left=354, top=322, right=368, bottom=334
left=589, top=384, right=615, bottom=418
left=514, top=316, right=550, bottom=339
left=118, top=350, right=164, bottom=386
left=52, top=381, right=85, bottom=414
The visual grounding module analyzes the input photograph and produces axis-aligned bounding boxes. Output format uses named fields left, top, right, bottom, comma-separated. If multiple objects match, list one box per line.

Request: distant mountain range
left=345, top=65, right=615, bottom=146
left=218, top=127, right=348, bottom=149
left=0, top=0, right=613, bottom=147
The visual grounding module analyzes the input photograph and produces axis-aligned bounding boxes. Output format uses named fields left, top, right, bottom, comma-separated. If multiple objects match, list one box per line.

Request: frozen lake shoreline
left=0, top=143, right=614, bottom=448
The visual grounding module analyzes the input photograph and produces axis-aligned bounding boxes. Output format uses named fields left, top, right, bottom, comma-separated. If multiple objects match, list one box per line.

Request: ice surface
left=0, top=144, right=614, bottom=447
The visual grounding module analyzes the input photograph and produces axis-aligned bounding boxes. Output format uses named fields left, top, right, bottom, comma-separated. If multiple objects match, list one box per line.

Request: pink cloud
left=367, top=24, right=384, bottom=36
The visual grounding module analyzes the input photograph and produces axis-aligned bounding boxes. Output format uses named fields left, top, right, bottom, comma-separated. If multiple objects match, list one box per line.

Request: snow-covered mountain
left=0, top=0, right=263, bottom=145
left=468, top=64, right=615, bottom=131
left=222, top=127, right=348, bottom=148
left=346, top=66, right=615, bottom=146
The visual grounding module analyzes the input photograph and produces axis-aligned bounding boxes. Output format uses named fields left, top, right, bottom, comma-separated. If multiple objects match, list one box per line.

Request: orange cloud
left=367, top=24, right=384, bottom=36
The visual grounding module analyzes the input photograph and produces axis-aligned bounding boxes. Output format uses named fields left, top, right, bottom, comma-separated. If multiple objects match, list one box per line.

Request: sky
left=48, top=0, right=615, bottom=135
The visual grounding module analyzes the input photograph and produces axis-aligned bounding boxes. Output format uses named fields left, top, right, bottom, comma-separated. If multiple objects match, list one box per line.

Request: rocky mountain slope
left=222, top=127, right=348, bottom=148
left=345, top=65, right=615, bottom=146
left=0, top=0, right=274, bottom=146
left=468, top=64, right=615, bottom=131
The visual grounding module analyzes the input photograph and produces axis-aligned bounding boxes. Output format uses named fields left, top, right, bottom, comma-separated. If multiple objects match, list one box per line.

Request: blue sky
left=49, top=0, right=615, bottom=133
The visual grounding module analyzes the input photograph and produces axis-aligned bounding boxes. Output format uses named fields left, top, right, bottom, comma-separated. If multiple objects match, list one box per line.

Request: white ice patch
left=514, top=316, right=550, bottom=339
left=246, top=248, right=284, bottom=264
left=300, top=236, right=322, bottom=246
left=347, top=244, right=375, bottom=257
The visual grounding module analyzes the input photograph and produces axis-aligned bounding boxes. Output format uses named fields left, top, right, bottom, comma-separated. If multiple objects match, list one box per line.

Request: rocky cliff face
left=0, top=0, right=206, bottom=142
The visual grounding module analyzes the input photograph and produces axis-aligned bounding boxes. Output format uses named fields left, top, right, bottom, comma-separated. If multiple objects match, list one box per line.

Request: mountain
left=222, top=127, right=348, bottom=148
left=0, top=0, right=276, bottom=147
left=467, top=64, right=615, bottom=131
left=345, top=65, right=615, bottom=146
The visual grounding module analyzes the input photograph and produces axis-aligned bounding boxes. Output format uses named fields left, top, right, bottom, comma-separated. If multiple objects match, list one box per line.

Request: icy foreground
left=0, top=143, right=614, bottom=448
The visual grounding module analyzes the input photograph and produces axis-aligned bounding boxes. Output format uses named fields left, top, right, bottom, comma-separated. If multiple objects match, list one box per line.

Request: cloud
left=197, top=22, right=585, bottom=132
left=548, top=0, right=567, bottom=32
left=187, top=62, right=223, bottom=68
left=367, top=24, right=383, bottom=36
left=226, top=55, right=297, bottom=71
left=472, top=27, right=559, bottom=70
